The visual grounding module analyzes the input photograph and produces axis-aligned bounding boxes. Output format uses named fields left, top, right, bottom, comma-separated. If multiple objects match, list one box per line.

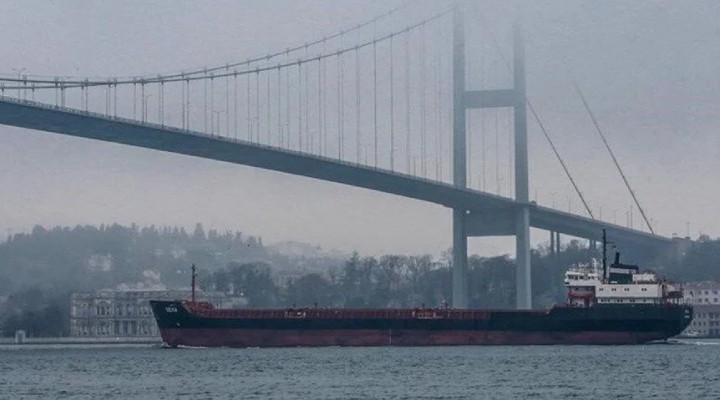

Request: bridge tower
left=452, top=7, right=531, bottom=309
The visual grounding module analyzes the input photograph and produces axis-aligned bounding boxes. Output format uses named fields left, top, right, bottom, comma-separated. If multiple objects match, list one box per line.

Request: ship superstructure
left=565, top=253, right=683, bottom=308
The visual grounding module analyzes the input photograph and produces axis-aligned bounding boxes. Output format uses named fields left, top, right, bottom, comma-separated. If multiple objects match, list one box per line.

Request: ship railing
left=187, top=307, right=505, bottom=320
left=412, top=310, right=446, bottom=319
left=285, top=310, right=307, bottom=318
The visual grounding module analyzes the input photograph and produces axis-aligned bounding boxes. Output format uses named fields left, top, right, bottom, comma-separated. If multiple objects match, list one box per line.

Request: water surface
left=1, top=340, right=718, bottom=399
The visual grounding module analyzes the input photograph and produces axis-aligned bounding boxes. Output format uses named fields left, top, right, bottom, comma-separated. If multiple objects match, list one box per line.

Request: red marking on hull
left=159, top=328, right=670, bottom=347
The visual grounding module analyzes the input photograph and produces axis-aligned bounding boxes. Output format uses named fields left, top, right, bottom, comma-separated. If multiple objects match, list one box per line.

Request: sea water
left=1, top=340, right=719, bottom=399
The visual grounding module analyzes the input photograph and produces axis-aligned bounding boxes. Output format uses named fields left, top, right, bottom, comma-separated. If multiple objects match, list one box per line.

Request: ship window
left=599, top=288, right=604, bottom=291
left=641, top=288, right=647, bottom=292
left=624, top=288, right=630, bottom=291
left=611, top=288, right=617, bottom=292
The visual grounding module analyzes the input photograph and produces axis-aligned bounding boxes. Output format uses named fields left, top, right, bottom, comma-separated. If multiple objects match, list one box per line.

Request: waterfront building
left=682, top=282, right=720, bottom=337
left=70, top=288, right=230, bottom=337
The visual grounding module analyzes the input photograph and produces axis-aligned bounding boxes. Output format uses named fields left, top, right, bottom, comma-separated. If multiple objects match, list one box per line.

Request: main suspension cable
left=0, top=2, right=413, bottom=84
left=0, top=8, right=452, bottom=90
left=571, top=78, right=654, bottom=232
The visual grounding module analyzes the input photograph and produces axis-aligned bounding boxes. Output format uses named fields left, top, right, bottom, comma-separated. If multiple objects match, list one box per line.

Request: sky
left=0, top=0, right=718, bottom=257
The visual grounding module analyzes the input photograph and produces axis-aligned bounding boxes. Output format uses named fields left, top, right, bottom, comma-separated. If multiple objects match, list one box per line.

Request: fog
left=1, top=0, right=718, bottom=256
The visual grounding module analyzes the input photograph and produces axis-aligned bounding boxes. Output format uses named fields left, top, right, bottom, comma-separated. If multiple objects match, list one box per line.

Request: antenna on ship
left=191, top=264, right=197, bottom=303
left=602, top=229, right=607, bottom=282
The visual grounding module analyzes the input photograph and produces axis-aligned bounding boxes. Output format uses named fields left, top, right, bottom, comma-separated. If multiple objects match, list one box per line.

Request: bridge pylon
left=452, top=6, right=531, bottom=309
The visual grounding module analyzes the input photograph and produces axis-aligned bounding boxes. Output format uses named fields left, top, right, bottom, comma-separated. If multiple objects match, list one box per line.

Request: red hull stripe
left=159, top=328, right=668, bottom=347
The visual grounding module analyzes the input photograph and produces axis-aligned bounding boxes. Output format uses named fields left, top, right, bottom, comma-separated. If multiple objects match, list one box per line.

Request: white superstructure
left=564, top=258, right=683, bottom=307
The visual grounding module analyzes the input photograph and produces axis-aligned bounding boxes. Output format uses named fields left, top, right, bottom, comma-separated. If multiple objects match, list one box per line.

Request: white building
left=70, top=289, right=228, bottom=337
left=684, top=283, right=720, bottom=305
left=682, top=282, right=720, bottom=337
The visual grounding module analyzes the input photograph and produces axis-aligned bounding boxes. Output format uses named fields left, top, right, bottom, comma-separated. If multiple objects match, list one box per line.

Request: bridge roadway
left=0, top=96, right=671, bottom=249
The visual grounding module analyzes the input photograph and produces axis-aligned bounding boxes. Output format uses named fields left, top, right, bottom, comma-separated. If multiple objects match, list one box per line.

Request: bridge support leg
left=451, top=6, right=532, bottom=309
left=557, top=232, right=561, bottom=253
left=451, top=6, right=469, bottom=309
left=452, top=209, right=468, bottom=309
left=513, top=19, right=531, bottom=309
left=515, top=208, right=531, bottom=309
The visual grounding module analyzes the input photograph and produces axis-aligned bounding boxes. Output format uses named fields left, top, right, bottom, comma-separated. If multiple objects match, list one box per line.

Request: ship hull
left=156, top=328, right=674, bottom=347
left=150, top=301, right=692, bottom=347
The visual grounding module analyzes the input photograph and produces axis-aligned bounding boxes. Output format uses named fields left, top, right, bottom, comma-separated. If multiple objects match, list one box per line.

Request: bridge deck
left=0, top=96, right=670, bottom=248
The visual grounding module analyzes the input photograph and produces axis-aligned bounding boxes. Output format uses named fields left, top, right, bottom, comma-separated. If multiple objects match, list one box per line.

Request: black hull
left=150, top=301, right=693, bottom=347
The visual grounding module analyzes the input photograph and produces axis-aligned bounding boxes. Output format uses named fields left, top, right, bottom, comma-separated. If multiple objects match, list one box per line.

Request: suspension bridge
left=0, top=3, right=677, bottom=309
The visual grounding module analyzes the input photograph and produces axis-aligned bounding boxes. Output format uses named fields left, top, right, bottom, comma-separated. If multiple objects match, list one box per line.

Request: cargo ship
left=150, top=239, right=692, bottom=347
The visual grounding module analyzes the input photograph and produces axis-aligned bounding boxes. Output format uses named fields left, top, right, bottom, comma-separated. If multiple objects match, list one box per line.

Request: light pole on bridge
left=11, top=68, right=26, bottom=99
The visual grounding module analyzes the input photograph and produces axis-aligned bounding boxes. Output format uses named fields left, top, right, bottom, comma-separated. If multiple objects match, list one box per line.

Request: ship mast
left=191, top=264, right=197, bottom=303
left=602, top=229, right=607, bottom=283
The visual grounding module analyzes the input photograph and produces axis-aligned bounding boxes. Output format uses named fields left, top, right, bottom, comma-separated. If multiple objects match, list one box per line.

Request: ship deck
left=183, top=301, right=552, bottom=320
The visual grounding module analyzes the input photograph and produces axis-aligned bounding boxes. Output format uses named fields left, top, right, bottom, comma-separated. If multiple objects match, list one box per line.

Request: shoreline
left=0, top=337, right=162, bottom=345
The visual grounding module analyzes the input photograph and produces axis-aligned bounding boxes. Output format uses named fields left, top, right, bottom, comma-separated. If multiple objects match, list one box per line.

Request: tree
left=284, top=273, right=338, bottom=307
left=468, top=255, right=515, bottom=309
left=223, top=262, right=279, bottom=307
